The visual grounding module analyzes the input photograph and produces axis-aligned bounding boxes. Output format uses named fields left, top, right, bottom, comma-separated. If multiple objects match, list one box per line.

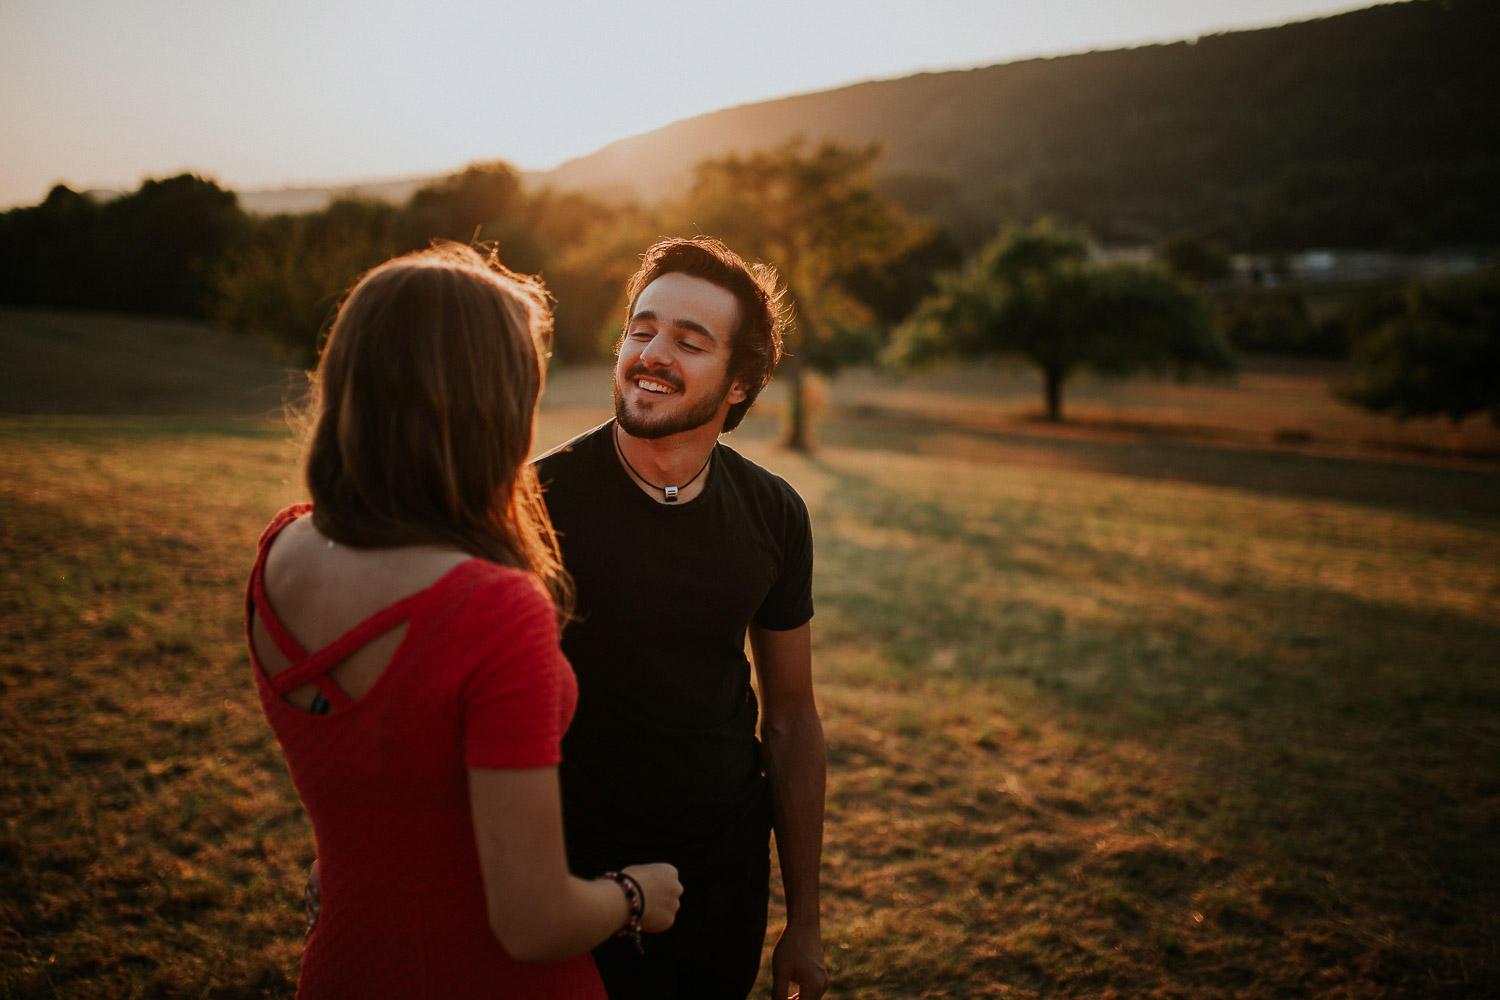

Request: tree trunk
left=784, top=350, right=811, bottom=451
left=1044, top=367, right=1063, bottom=422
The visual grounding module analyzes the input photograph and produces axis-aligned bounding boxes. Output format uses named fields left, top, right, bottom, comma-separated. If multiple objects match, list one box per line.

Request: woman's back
left=252, top=507, right=471, bottom=709
left=248, top=504, right=601, bottom=998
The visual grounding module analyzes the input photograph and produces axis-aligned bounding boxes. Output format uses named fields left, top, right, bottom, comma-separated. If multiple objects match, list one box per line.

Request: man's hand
left=771, top=923, right=827, bottom=1000
left=304, top=859, right=321, bottom=937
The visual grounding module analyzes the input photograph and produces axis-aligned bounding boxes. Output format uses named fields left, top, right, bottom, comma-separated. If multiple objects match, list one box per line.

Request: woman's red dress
left=247, top=505, right=605, bottom=998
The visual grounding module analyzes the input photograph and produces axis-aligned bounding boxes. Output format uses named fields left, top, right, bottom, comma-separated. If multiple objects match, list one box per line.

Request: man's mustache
left=623, top=364, right=684, bottom=392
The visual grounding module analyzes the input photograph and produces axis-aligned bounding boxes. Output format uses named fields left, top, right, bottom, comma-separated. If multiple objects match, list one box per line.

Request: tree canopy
left=0, top=175, right=246, bottom=317
left=211, top=163, right=623, bottom=363
left=212, top=197, right=401, bottom=362
left=669, top=138, right=924, bottom=449
left=1337, top=268, right=1500, bottom=426
left=887, top=222, right=1235, bottom=421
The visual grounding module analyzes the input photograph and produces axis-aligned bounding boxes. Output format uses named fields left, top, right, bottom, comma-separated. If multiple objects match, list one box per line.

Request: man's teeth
left=638, top=380, right=674, bottom=393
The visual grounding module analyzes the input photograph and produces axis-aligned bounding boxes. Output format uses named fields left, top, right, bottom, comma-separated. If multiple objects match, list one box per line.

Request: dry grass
left=2, top=314, right=1498, bottom=998
left=740, top=427, right=1499, bottom=999
left=1, top=420, right=306, bottom=997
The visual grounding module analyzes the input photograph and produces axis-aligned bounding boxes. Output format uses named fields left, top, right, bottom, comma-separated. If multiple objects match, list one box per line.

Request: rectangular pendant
left=664, top=486, right=679, bottom=502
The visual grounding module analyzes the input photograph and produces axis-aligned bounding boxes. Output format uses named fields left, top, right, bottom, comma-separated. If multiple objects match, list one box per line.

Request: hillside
left=534, top=0, right=1499, bottom=250
left=236, top=175, right=437, bottom=216
left=0, top=307, right=296, bottom=417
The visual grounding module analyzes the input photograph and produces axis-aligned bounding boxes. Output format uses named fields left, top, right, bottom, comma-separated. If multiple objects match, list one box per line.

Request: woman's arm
left=469, top=766, right=680, bottom=962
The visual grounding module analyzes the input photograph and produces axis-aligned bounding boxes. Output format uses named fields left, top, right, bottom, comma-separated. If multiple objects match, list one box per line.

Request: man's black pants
left=591, top=844, right=770, bottom=1000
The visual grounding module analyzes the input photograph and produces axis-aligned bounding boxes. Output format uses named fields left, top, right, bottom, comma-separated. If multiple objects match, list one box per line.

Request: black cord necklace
left=613, top=422, right=712, bottom=503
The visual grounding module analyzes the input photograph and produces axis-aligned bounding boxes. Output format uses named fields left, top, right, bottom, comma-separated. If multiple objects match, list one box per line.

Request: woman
left=246, top=244, right=680, bottom=997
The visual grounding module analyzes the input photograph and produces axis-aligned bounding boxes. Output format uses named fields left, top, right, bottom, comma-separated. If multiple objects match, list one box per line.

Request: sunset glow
left=2, top=0, right=1372, bottom=208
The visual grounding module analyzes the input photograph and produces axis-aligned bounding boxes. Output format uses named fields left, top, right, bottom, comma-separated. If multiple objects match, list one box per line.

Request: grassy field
left=3, top=309, right=1498, bottom=998
left=0, top=307, right=302, bottom=418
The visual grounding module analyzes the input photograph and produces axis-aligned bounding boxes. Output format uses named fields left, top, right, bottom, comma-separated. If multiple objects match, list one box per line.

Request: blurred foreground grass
left=2, top=312, right=1498, bottom=997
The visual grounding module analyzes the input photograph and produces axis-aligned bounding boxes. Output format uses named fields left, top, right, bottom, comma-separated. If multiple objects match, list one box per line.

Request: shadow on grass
left=0, top=306, right=303, bottom=420
left=819, top=407, right=1500, bottom=521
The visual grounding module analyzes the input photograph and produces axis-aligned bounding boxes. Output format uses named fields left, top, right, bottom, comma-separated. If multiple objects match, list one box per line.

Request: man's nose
left=640, top=333, right=673, bottom=367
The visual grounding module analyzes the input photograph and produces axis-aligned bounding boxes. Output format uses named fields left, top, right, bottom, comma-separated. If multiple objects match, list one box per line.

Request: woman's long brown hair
left=304, top=242, right=572, bottom=620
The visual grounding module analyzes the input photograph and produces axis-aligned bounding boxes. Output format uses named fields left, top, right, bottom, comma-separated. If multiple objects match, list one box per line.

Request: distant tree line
left=0, top=152, right=956, bottom=364
left=209, top=162, right=647, bottom=365
left=0, top=166, right=666, bottom=365
left=2, top=145, right=1496, bottom=430
left=0, top=175, right=246, bottom=318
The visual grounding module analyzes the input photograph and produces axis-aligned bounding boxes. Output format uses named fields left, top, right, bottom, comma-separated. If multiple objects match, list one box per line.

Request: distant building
left=1232, top=250, right=1491, bottom=288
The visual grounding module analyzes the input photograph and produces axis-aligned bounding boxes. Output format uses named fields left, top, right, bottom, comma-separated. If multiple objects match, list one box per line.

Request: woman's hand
left=621, top=862, right=682, bottom=933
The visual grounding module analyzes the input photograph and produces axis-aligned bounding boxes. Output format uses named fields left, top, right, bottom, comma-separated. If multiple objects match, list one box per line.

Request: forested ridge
left=542, top=0, right=1498, bottom=251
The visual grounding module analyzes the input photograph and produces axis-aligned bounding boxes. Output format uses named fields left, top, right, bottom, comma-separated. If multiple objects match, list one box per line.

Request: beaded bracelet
left=600, top=870, right=645, bottom=954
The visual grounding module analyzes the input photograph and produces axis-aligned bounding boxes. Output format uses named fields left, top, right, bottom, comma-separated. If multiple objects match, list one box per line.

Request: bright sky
left=1, top=0, right=1375, bottom=209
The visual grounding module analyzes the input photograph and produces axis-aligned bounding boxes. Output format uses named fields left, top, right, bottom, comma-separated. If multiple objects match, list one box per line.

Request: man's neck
left=612, top=420, right=720, bottom=504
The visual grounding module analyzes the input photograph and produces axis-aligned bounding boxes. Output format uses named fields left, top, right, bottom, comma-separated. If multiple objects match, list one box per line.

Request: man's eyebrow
left=629, top=309, right=718, bottom=343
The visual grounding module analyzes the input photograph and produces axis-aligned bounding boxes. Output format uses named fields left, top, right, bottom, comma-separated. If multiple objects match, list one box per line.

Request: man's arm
left=750, top=621, right=828, bottom=1000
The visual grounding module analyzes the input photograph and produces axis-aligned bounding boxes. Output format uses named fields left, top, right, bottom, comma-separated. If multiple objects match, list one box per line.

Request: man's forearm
left=763, top=705, right=827, bottom=926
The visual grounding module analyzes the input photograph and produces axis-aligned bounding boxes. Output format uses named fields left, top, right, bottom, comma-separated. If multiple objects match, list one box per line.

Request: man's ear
left=727, top=381, right=749, bottom=405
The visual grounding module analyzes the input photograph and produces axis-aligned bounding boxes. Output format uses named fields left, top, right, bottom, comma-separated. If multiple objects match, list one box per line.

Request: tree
left=540, top=203, right=662, bottom=364
left=1156, top=230, right=1233, bottom=285
left=212, top=161, right=634, bottom=365
left=835, top=228, right=965, bottom=332
left=1212, top=288, right=1344, bottom=357
left=214, top=198, right=399, bottom=362
left=97, top=174, right=247, bottom=316
left=401, top=161, right=543, bottom=272
left=0, top=184, right=104, bottom=308
left=887, top=222, right=1235, bottom=421
left=1337, top=268, right=1500, bottom=425
left=0, top=175, right=244, bottom=317
left=669, top=138, right=923, bottom=450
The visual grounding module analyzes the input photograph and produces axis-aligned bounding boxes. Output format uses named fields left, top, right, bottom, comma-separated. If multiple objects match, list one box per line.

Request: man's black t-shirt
left=534, top=420, right=814, bottom=876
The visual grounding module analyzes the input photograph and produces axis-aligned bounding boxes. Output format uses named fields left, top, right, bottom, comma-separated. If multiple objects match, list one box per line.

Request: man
left=535, top=236, right=828, bottom=1000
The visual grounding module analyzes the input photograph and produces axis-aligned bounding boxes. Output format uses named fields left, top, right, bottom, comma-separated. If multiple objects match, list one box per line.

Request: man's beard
left=613, top=364, right=732, bottom=440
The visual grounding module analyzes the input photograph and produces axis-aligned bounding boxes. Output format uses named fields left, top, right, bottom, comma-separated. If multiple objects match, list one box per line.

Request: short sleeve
left=450, top=570, right=576, bottom=771
left=753, top=484, right=815, bottom=631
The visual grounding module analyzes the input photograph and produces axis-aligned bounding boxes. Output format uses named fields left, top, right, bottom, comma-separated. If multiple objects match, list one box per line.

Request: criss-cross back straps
left=255, top=587, right=430, bottom=710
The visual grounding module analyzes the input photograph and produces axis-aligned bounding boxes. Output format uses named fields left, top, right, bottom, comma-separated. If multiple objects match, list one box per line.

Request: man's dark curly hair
left=620, top=236, right=786, bottom=432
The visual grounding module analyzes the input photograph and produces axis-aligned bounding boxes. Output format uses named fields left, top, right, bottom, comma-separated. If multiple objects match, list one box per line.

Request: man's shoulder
left=533, top=421, right=611, bottom=477
left=714, top=440, right=780, bottom=485
left=715, top=442, right=808, bottom=517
